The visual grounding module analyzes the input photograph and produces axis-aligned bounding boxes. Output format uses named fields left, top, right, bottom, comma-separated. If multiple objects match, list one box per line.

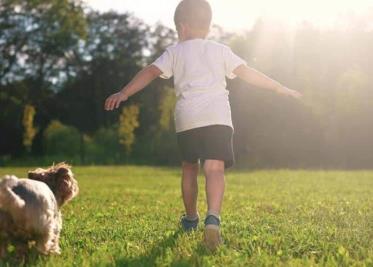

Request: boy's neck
left=178, top=28, right=209, bottom=42
left=180, top=36, right=206, bottom=42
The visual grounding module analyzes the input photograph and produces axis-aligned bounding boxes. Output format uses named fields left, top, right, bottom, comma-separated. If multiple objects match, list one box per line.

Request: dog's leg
left=35, top=223, right=59, bottom=255
left=0, top=212, right=8, bottom=258
left=49, top=214, right=62, bottom=255
left=0, top=244, right=5, bottom=259
left=0, top=237, right=9, bottom=259
left=14, top=241, right=29, bottom=259
left=35, top=238, right=51, bottom=255
left=49, top=234, right=61, bottom=255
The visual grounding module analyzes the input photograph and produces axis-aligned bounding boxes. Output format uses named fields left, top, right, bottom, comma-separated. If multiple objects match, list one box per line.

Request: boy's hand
left=276, top=86, right=302, bottom=99
left=104, top=65, right=162, bottom=111
left=104, top=91, right=128, bottom=111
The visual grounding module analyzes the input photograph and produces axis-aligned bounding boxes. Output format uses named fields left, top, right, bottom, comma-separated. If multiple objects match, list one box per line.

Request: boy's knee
left=182, top=161, right=199, bottom=172
left=203, top=160, right=224, bottom=176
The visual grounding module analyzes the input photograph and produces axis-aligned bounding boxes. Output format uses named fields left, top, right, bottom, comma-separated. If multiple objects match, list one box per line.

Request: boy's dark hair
left=174, top=0, right=212, bottom=30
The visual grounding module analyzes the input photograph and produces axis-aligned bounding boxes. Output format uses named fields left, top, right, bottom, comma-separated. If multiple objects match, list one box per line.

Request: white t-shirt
left=152, top=39, right=246, bottom=133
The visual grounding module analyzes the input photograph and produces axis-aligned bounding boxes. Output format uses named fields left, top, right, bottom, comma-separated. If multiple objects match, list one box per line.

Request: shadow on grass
left=169, top=242, right=213, bottom=267
left=112, top=229, right=212, bottom=267
left=0, top=230, right=213, bottom=267
left=0, top=248, right=45, bottom=267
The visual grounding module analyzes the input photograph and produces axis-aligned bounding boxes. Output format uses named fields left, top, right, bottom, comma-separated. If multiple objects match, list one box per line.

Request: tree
left=22, top=104, right=37, bottom=152
left=57, top=11, right=149, bottom=133
left=158, top=86, right=176, bottom=131
left=118, top=105, right=140, bottom=156
left=0, top=0, right=87, bottom=86
left=0, top=0, right=87, bottom=157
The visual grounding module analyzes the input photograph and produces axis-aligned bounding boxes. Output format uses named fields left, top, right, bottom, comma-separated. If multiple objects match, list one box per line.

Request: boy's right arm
left=105, top=65, right=162, bottom=111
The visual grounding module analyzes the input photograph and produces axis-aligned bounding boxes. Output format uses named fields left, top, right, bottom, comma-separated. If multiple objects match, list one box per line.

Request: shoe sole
left=204, top=225, right=222, bottom=251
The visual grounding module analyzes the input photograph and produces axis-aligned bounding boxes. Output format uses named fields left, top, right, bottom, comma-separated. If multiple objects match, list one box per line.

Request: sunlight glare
left=212, top=0, right=373, bottom=29
left=87, top=0, right=373, bottom=30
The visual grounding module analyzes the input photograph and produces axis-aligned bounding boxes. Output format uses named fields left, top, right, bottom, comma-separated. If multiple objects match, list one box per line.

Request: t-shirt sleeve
left=151, top=49, right=174, bottom=79
left=223, top=46, right=246, bottom=79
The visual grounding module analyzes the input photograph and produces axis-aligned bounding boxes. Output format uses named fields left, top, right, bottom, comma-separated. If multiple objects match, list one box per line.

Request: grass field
left=0, top=166, right=372, bottom=267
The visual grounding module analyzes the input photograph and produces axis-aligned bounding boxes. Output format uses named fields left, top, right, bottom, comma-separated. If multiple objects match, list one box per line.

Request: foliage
left=147, top=86, right=179, bottom=164
left=0, top=0, right=87, bottom=85
left=43, top=120, right=80, bottom=157
left=84, top=127, right=121, bottom=164
left=0, top=166, right=372, bottom=266
left=0, top=0, right=87, bottom=157
left=0, top=81, right=28, bottom=156
left=158, top=86, right=176, bottom=131
left=0, top=5, right=373, bottom=168
left=118, top=105, right=140, bottom=155
left=22, top=104, right=38, bottom=152
left=56, top=11, right=150, bottom=133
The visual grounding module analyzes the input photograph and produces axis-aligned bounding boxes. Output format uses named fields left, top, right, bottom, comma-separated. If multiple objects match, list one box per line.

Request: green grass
left=0, top=166, right=372, bottom=266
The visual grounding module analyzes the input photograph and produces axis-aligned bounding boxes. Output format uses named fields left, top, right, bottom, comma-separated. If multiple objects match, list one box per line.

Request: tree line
left=1, top=0, right=372, bottom=169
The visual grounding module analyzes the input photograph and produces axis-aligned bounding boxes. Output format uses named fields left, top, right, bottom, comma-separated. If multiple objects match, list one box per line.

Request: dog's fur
left=0, top=163, right=78, bottom=257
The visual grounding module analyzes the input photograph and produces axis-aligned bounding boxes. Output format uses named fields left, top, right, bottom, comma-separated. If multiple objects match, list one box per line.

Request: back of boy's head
left=174, top=0, right=212, bottom=31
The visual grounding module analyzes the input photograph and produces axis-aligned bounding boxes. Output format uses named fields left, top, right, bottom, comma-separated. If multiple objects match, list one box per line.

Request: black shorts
left=176, top=125, right=234, bottom=169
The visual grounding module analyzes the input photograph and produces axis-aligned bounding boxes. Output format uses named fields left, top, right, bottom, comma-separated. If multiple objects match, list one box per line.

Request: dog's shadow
left=111, top=229, right=211, bottom=267
left=0, top=245, right=43, bottom=266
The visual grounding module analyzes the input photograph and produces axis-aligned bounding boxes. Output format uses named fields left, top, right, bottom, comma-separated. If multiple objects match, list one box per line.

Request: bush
left=85, top=127, right=121, bottom=164
left=44, top=120, right=81, bottom=157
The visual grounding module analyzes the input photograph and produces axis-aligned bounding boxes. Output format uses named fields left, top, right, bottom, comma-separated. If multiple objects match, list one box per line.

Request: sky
left=85, top=0, right=373, bottom=31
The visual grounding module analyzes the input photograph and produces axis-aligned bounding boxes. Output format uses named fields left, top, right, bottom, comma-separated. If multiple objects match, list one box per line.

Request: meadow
left=0, top=166, right=372, bottom=267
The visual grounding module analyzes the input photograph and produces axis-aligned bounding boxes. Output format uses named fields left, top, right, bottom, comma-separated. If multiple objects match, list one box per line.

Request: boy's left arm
left=105, top=65, right=162, bottom=111
left=233, top=64, right=302, bottom=99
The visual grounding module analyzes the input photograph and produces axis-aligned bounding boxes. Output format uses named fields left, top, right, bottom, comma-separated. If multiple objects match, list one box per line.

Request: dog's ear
left=56, top=167, right=69, bottom=176
left=28, top=171, right=37, bottom=179
left=55, top=167, right=78, bottom=207
left=28, top=169, right=46, bottom=181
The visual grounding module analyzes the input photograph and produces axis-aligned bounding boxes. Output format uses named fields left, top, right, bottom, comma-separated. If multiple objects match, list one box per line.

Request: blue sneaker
left=180, top=214, right=199, bottom=232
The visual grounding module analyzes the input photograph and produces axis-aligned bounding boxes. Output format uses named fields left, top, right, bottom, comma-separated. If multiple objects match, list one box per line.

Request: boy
left=105, top=0, right=301, bottom=251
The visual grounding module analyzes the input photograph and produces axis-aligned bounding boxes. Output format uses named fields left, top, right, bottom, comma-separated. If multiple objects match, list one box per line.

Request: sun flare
left=212, top=0, right=373, bottom=29
left=87, top=0, right=373, bottom=30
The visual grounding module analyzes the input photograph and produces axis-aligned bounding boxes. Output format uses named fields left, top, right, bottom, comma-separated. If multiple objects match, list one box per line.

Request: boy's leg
left=203, top=159, right=225, bottom=215
left=181, top=161, right=199, bottom=218
left=203, top=159, right=225, bottom=250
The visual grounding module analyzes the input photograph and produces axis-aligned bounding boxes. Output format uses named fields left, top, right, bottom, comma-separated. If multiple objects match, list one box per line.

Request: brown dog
left=0, top=163, right=78, bottom=256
